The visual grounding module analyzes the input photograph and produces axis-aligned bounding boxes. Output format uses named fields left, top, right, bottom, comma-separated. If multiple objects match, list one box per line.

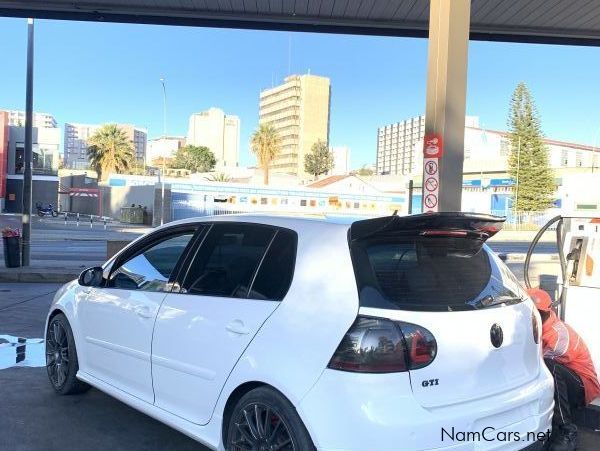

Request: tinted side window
left=183, top=224, right=275, bottom=298
left=249, top=229, right=297, bottom=301
left=109, top=232, right=194, bottom=292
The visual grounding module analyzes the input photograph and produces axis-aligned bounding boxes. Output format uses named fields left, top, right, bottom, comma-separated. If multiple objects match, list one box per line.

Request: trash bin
left=120, top=206, right=145, bottom=224
left=2, top=232, right=21, bottom=268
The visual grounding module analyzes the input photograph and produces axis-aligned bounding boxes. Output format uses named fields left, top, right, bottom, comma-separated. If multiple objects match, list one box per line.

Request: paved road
left=488, top=241, right=558, bottom=255
left=1, top=283, right=598, bottom=450
left=0, top=218, right=146, bottom=263
left=0, top=283, right=205, bottom=451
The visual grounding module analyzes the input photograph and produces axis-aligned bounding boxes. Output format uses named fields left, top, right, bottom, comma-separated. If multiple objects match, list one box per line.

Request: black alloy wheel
left=45, top=313, right=90, bottom=395
left=46, top=319, right=70, bottom=389
left=230, top=402, right=294, bottom=451
left=226, top=387, right=315, bottom=451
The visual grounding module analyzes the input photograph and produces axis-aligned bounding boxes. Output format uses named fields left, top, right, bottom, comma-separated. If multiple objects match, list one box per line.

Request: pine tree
left=507, top=82, right=555, bottom=212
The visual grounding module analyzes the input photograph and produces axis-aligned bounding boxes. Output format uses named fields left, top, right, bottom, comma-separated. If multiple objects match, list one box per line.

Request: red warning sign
left=423, top=134, right=443, bottom=158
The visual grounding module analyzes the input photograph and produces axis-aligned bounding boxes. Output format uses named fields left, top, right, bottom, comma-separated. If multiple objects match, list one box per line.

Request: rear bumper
left=298, top=367, right=554, bottom=451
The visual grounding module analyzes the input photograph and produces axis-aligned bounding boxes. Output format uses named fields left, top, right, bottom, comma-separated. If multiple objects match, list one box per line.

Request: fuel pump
left=525, top=215, right=600, bottom=423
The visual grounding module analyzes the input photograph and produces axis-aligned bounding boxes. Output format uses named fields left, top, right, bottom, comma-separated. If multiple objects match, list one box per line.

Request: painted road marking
left=0, top=335, right=45, bottom=370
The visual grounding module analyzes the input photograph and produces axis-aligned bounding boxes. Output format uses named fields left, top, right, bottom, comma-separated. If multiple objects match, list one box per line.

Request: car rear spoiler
left=350, top=212, right=506, bottom=242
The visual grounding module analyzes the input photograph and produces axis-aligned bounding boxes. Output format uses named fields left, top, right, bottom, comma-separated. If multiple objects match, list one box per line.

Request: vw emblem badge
left=490, top=324, right=503, bottom=348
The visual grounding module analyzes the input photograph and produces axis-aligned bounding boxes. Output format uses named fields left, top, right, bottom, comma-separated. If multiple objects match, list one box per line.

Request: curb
left=0, top=270, right=79, bottom=283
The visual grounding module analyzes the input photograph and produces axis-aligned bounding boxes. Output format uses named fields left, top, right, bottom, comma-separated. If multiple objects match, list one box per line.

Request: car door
left=152, top=223, right=297, bottom=424
left=78, top=226, right=197, bottom=403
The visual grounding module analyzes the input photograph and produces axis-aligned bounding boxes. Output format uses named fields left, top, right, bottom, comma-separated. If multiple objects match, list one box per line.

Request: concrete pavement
left=0, top=283, right=206, bottom=451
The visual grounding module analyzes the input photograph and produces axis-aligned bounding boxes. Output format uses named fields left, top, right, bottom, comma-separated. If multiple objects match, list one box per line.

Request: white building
left=6, top=110, right=57, bottom=128
left=329, top=146, right=351, bottom=175
left=377, top=115, right=479, bottom=175
left=64, top=123, right=100, bottom=169
left=187, top=108, right=240, bottom=168
left=7, top=125, right=60, bottom=175
left=407, top=126, right=600, bottom=215
left=64, top=123, right=147, bottom=169
left=147, top=136, right=186, bottom=166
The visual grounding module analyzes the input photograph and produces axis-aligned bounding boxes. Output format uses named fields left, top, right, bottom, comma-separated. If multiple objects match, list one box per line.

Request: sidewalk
left=489, top=230, right=557, bottom=242
left=0, top=261, right=100, bottom=283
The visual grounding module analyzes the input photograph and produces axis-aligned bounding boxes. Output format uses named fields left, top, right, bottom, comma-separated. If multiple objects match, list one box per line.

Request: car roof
left=160, top=213, right=377, bottom=233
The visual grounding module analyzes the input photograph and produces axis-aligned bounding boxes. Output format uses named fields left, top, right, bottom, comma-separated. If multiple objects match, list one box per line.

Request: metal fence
left=490, top=210, right=558, bottom=231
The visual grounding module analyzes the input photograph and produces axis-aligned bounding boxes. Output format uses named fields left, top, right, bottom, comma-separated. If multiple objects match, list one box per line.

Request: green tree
left=171, top=145, right=216, bottom=173
left=87, top=124, right=134, bottom=181
left=355, top=165, right=374, bottom=176
left=304, top=140, right=334, bottom=179
left=251, top=123, right=281, bottom=185
left=507, top=82, right=555, bottom=212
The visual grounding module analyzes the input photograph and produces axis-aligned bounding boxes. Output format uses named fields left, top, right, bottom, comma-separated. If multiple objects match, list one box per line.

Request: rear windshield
left=351, top=236, right=495, bottom=311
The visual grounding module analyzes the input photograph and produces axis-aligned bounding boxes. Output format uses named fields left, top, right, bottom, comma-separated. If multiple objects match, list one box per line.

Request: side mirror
left=78, top=267, right=104, bottom=287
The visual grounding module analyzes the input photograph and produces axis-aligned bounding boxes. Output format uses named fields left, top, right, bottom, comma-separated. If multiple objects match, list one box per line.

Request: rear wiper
left=469, top=295, right=523, bottom=309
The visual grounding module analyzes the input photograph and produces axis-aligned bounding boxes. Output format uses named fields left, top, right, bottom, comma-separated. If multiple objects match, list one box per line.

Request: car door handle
left=226, top=320, right=250, bottom=335
left=135, top=305, right=153, bottom=319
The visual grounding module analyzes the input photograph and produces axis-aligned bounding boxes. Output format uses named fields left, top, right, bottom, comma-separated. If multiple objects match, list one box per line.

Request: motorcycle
left=36, top=203, right=59, bottom=217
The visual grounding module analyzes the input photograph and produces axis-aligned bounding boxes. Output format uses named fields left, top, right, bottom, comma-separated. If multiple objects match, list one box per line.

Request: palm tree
left=250, top=123, right=281, bottom=185
left=87, top=124, right=135, bottom=181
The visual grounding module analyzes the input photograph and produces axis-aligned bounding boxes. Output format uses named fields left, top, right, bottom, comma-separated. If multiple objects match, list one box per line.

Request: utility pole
left=160, top=77, right=167, bottom=225
left=22, top=18, right=34, bottom=266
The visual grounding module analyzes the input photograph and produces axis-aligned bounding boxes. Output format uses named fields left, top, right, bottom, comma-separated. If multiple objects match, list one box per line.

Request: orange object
left=541, top=310, right=600, bottom=405
left=527, top=288, right=552, bottom=312
left=585, top=255, right=594, bottom=277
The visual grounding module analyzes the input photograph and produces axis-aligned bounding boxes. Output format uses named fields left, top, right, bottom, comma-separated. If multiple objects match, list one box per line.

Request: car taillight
left=532, top=311, right=540, bottom=345
left=401, top=322, right=438, bottom=370
left=327, top=316, right=437, bottom=373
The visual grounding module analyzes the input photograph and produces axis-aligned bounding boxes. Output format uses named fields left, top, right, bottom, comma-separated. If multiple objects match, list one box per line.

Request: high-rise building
left=64, top=123, right=100, bottom=170
left=6, top=110, right=57, bottom=128
left=376, top=115, right=479, bottom=175
left=120, top=124, right=148, bottom=164
left=187, top=108, right=240, bottom=168
left=259, top=74, right=330, bottom=178
left=64, top=123, right=147, bottom=170
left=147, top=136, right=186, bottom=166
left=330, top=146, right=351, bottom=175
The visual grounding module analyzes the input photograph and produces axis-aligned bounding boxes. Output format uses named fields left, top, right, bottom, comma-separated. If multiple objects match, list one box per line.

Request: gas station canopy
left=1, top=0, right=599, bottom=45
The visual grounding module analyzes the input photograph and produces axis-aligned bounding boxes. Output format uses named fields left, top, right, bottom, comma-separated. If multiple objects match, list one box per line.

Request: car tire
left=225, top=386, right=315, bottom=451
left=46, top=313, right=91, bottom=395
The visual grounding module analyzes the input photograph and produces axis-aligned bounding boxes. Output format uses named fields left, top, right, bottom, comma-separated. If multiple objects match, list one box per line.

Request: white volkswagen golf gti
left=45, top=213, right=554, bottom=451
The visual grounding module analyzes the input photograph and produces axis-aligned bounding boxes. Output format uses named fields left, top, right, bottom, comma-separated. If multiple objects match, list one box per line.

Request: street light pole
left=21, top=18, right=35, bottom=266
left=160, top=77, right=167, bottom=225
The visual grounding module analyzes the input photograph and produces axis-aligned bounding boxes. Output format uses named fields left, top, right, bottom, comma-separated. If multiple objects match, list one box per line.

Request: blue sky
left=1, top=17, right=599, bottom=168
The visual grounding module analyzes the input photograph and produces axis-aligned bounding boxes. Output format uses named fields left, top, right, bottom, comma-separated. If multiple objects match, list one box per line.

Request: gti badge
left=490, top=323, right=504, bottom=348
